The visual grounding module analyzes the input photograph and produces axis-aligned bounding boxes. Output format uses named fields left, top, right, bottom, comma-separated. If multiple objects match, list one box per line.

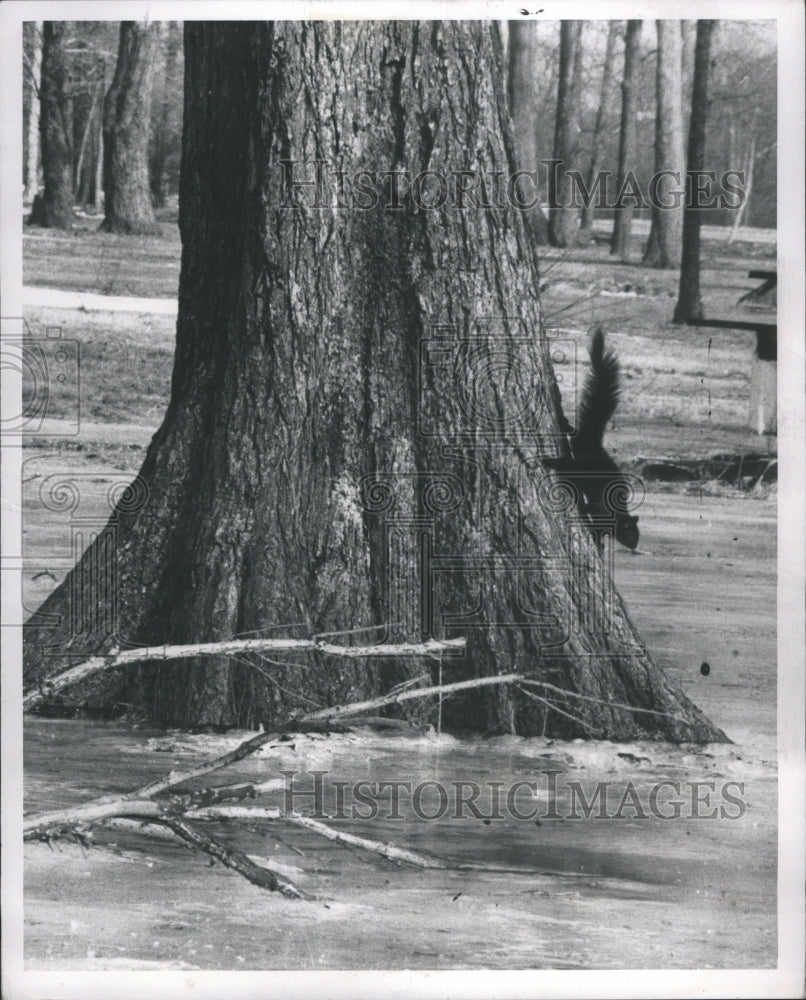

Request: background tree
left=579, top=20, right=619, bottom=239
left=674, top=21, right=716, bottom=323
left=69, top=27, right=112, bottom=206
left=548, top=20, right=584, bottom=247
left=28, top=22, right=74, bottom=229
left=23, top=21, right=43, bottom=204
left=610, top=20, right=642, bottom=259
left=24, top=21, right=725, bottom=744
left=714, top=22, right=776, bottom=234
left=680, top=19, right=696, bottom=109
left=102, top=21, right=159, bottom=233
left=642, top=20, right=685, bottom=268
left=150, top=20, right=183, bottom=208
left=507, top=20, right=550, bottom=244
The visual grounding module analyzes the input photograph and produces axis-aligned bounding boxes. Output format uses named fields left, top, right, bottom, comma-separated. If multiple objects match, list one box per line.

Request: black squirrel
left=554, top=327, right=640, bottom=551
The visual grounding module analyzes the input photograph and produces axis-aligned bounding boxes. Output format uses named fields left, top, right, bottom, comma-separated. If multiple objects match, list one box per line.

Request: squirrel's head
left=617, top=514, right=640, bottom=551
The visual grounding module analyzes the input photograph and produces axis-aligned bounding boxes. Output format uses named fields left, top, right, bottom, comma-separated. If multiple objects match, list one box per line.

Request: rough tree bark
left=28, top=22, right=73, bottom=229
left=507, top=21, right=550, bottom=245
left=674, top=20, right=715, bottom=324
left=23, top=20, right=43, bottom=204
left=150, top=21, right=182, bottom=208
left=102, top=21, right=159, bottom=234
left=642, top=21, right=685, bottom=269
left=548, top=20, right=584, bottom=247
left=579, top=21, right=619, bottom=237
left=610, top=21, right=642, bottom=259
left=23, top=22, right=726, bottom=744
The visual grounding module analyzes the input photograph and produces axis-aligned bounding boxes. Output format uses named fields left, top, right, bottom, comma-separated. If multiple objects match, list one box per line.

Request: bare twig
left=514, top=684, right=600, bottom=736
left=133, top=671, right=523, bottom=799
left=518, top=678, right=690, bottom=724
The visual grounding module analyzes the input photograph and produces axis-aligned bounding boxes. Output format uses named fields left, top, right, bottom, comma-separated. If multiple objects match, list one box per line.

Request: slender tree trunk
left=580, top=21, right=619, bottom=236
left=92, top=57, right=109, bottom=211
left=24, top=22, right=726, bottom=744
left=93, top=117, right=104, bottom=210
left=549, top=21, right=584, bottom=247
left=151, top=21, right=181, bottom=208
left=507, top=21, right=550, bottom=245
left=611, top=20, right=642, bottom=259
left=726, top=135, right=755, bottom=243
left=674, top=21, right=715, bottom=323
left=28, top=22, right=73, bottom=229
left=23, top=21, right=43, bottom=204
left=75, top=88, right=99, bottom=203
left=102, top=22, right=159, bottom=234
left=642, top=21, right=685, bottom=269
left=680, top=20, right=696, bottom=110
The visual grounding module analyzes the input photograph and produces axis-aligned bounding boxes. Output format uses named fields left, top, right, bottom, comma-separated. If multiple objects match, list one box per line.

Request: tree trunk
left=102, top=21, right=158, bottom=234
left=580, top=21, right=619, bottom=235
left=150, top=21, right=182, bottom=208
left=24, top=22, right=726, bottom=744
left=548, top=21, right=584, bottom=247
left=92, top=113, right=104, bottom=210
left=92, top=56, right=110, bottom=211
left=610, top=20, right=642, bottom=259
left=74, top=87, right=100, bottom=204
left=642, top=21, right=685, bottom=269
left=680, top=20, right=696, bottom=110
left=674, top=21, right=715, bottom=323
left=28, top=22, right=73, bottom=229
left=726, top=134, right=755, bottom=244
left=506, top=21, right=550, bottom=245
left=23, top=21, right=43, bottom=204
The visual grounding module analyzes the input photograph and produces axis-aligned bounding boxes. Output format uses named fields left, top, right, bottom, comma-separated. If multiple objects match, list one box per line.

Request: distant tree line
left=23, top=18, right=774, bottom=243
left=504, top=18, right=776, bottom=246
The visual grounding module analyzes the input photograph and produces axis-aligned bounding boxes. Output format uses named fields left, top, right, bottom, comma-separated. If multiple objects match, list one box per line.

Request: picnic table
left=686, top=271, right=777, bottom=435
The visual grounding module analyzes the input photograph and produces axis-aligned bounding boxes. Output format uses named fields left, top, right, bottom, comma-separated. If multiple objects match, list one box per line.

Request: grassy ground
left=22, top=221, right=776, bottom=465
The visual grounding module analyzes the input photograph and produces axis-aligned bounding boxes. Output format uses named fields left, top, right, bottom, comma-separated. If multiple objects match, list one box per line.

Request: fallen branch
left=24, top=798, right=165, bottom=839
left=185, top=806, right=443, bottom=869
left=26, top=800, right=307, bottom=898
left=145, top=813, right=308, bottom=898
left=23, top=636, right=466, bottom=711
left=24, top=666, right=686, bottom=894
left=284, top=812, right=444, bottom=868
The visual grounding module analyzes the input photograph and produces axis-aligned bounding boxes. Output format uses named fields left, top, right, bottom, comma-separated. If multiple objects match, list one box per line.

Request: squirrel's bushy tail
left=575, top=326, right=620, bottom=451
